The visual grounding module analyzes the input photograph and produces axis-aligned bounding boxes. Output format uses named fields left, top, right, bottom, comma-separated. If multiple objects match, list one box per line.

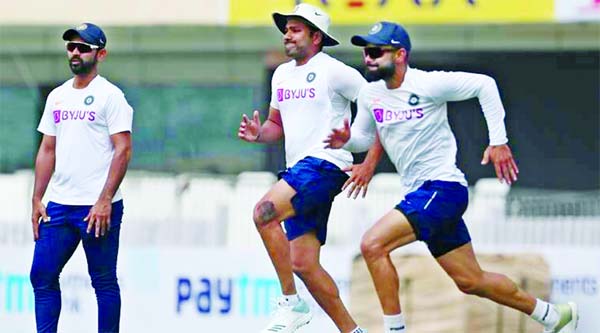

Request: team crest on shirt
left=408, top=94, right=420, bottom=106
left=84, top=95, right=95, bottom=105
left=306, top=72, right=316, bottom=83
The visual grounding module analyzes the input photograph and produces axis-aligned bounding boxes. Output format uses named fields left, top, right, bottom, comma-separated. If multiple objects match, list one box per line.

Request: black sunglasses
left=65, top=41, right=100, bottom=53
left=363, top=47, right=397, bottom=59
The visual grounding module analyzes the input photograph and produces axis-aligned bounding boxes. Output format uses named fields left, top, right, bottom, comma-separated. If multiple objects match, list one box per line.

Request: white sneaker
left=543, top=302, right=578, bottom=333
left=260, top=297, right=312, bottom=333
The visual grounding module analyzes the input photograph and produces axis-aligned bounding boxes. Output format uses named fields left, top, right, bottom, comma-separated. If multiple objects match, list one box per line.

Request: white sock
left=350, top=326, right=366, bottom=333
left=282, top=293, right=300, bottom=306
left=384, top=313, right=406, bottom=332
left=530, top=299, right=559, bottom=329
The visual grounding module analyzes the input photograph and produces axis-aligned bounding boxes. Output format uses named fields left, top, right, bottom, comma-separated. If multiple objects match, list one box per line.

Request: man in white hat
left=238, top=3, right=371, bottom=333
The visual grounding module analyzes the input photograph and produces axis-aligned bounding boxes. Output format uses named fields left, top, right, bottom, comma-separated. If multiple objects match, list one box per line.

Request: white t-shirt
left=270, top=52, right=366, bottom=170
left=37, top=75, right=134, bottom=205
left=346, top=67, right=508, bottom=194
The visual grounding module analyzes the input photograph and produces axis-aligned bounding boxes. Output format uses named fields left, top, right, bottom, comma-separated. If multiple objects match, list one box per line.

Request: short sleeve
left=269, top=67, right=282, bottom=110
left=37, top=90, right=58, bottom=136
left=105, top=91, right=134, bottom=135
left=329, top=62, right=366, bottom=102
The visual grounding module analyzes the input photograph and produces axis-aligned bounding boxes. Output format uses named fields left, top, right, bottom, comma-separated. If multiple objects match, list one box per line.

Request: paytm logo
left=0, top=272, right=34, bottom=314
left=373, top=107, right=424, bottom=124
left=176, top=274, right=280, bottom=317
left=277, top=88, right=316, bottom=102
left=0, top=271, right=96, bottom=315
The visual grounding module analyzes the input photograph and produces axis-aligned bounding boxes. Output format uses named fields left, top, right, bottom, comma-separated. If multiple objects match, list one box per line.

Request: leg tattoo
left=256, top=201, right=277, bottom=226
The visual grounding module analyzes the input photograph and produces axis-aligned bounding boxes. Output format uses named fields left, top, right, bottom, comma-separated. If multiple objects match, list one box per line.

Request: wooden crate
left=350, top=253, right=550, bottom=333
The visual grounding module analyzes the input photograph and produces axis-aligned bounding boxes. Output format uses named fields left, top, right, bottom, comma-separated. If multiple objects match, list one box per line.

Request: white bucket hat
left=272, top=3, right=339, bottom=47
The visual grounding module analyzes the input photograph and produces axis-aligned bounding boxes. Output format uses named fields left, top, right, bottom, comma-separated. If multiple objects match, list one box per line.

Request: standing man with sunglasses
left=324, top=22, right=578, bottom=333
left=238, top=3, right=371, bottom=333
left=30, top=23, right=133, bottom=333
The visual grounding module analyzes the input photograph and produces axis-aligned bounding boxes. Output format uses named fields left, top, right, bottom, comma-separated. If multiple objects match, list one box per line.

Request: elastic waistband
left=421, top=180, right=467, bottom=190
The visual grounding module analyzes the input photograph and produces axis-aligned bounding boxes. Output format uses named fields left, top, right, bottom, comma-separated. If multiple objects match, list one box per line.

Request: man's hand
left=31, top=199, right=48, bottom=241
left=238, top=110, right=262, bottom=142
left=481, top=144, right=519, bottom=185
left=342, top=161, right=377, bottom=199
left=85, top=198, right=112, bottom=238
left=324, top=119, right=351, bottom=149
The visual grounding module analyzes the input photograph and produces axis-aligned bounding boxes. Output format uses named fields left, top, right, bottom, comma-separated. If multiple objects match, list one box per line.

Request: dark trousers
left=30, top=200, right=123, bottom=333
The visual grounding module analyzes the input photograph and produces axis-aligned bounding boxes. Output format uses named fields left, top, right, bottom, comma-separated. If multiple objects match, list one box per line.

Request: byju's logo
left=373, top=108, right=384, bottom=123
left=276, top=88, right=316, bottom=102
left=372, top=107, right=424, bottom=124
left=52, top=110, right=97, bottom=123
left=53, top=110, right=61, bottom=124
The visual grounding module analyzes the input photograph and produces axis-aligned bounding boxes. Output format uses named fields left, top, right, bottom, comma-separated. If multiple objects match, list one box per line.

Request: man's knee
left=360, top=232, right=387, bottom=262
left=30, top=265, right=58, bottom=289
left=253, top=200, right=278, bottom=227
left=291, top=254, right=318, bottom=276
left=90, top=270, right=119, bottom=291
left=453, top=274, right=485, bottom=296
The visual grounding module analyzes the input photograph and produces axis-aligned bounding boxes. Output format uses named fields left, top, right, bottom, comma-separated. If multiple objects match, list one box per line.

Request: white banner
left=0, top=246, right=354, bottom=333
left=544, top=248, right=600, bottom=333
left=470, top=245, right=600, bottom=333
left=555, top=0, right=600, bottom=22
left=1, top=245, right=598, bottom=332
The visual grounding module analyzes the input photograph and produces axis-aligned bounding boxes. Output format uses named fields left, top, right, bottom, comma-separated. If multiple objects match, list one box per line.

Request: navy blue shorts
left=278, top=156, right=349, bottom=245
left=396, top=180, right=471, bottom=257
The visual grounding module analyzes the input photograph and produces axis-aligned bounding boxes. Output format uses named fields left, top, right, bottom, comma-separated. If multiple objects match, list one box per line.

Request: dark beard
left=364, top=63, right=395, bottom=82
left=285, top=45, right=307, bottom=61
left=69, top=56, right=97, bottom=75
